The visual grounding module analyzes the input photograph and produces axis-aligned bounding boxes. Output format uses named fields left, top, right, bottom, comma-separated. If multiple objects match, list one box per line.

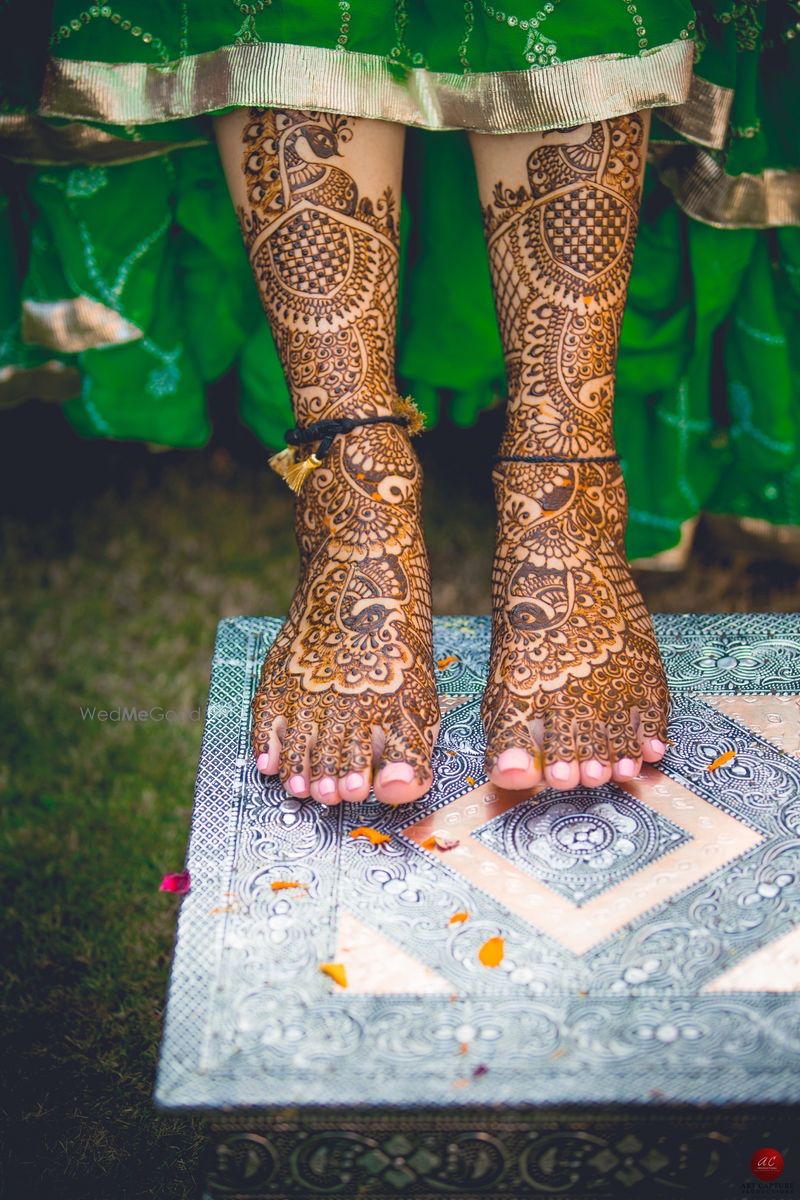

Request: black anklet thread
left=285, top=414, right=409, bottom=461
left=493, top=452, right=620, bottom=466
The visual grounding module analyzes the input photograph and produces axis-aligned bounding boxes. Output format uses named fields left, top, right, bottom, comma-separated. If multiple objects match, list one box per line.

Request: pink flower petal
left=160, top=869, right=191, bottom=894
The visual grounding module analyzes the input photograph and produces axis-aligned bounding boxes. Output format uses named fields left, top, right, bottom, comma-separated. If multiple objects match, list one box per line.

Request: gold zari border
left=39, top=38, right=693, bottom=135
left=656, top=72, right=733, bottom=151
left=654, top=146, right=800, bottom=228
left=0, top=113, right=208, bottom=164
left=21, top=297, right=144, bottom=353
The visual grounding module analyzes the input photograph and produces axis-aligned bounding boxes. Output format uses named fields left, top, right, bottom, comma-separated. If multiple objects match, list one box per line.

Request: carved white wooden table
left=156, top=615, right=800, bottom=1198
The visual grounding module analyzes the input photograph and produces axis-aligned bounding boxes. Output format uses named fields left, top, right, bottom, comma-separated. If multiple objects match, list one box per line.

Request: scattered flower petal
left=466, top=776, right=477, bottom=786
left=435, top=835, right=460, bottom=851
left=160, top=870, right=191, bottom=894
left=478, top=936, right=505, bottom=967
left=422, top=834, right=460, bottom=852
left=436, top=656, right=459, bottom=669
left=452, top=1078, right=470, bottom=1089
left=350, top=826, right=391, bottom=845
left=459, top=1042, right=469, bottom=1055
left=211, top=905, right=237, bottom=914
left=449, top=911, right=469, bottom=925
left=550, top=1047, right=566, bottom=1060
left=708, top=750, right=736, bottom=772
left=270, top=880, right=306, bottom=891
left=319, top=962, right=348, bottom=988
left=472, top=1063, right=489, bottom=1078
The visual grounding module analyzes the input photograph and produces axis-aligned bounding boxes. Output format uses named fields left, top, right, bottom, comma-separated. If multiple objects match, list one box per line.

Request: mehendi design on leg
left=477, top=116, right=670, bottom=788
left=233, top=110, right=438, bottom=801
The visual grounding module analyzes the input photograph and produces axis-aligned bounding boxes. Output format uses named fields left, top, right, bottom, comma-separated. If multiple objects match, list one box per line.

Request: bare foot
left=252, top=418, right=439, bottom=806
left=482, top=457, right=669, bottom=791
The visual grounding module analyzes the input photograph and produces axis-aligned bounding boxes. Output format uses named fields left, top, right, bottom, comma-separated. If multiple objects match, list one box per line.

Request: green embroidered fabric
left=1, top=0, right=799, bottom=559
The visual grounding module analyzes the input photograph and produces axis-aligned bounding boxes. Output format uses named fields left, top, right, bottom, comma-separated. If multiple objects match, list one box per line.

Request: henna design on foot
left=477, top=116, right=670, bottom=789
left=234, top=110, right=439, bottom=803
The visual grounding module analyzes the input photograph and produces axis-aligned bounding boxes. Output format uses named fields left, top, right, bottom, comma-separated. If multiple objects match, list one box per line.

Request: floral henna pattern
left=483, top=458, right=669, bottom=769
left=480, top=116, right=669, bottom=773
left=236, top=110, right=438, bottom=790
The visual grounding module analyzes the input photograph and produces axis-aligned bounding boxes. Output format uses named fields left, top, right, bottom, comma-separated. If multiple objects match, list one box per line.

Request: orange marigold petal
left=449, top=911, right=469, bottom=925
left=270, top=880, right=305, bottom=891
left=708, top=749, right=736, bottom=772
left=478, top=936, right=505, bottom=967
left=436, top=655, right=459, bottom=669
left=319, top=962, right=348, bottom=988
left=421, top=835, right=437, bottom=850
left=350, top=826, right=391, bottom=845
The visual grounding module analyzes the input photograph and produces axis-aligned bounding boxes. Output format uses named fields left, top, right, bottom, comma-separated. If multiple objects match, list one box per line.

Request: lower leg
left=470, top=114, right=669, bottom=791
left=215, top=108, right=439, bottom=805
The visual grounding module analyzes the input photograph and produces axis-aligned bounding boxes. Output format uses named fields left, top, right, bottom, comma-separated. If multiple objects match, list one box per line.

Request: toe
left=373, top=715, right=436, bottom=806
left=638, top=706, right=669, bottom=763
left=640, top=735, right=667, bottom=764
left=309, top=707, right=345, bottom=806
left=483, top=692, right=542, bottom=791
left=606, top=711, right=643, bottom=781
left=279, top=714, right=315, bottom=799
left=486, top=737, right=542, bottom=792
left=256, top=715, right=285, bottom=776
left=543, top=709, right=580, bottom=790
left=339, top=729, right=374, bottom=803
left=573, top=714, right=612, bottom=788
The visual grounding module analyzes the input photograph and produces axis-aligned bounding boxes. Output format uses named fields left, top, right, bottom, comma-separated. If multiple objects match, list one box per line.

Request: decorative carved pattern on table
left=155, top=614, right=800, bottom=1198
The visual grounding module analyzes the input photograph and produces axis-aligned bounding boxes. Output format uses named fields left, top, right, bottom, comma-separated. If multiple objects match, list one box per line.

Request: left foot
left=482, top=457, right=670, bottom=791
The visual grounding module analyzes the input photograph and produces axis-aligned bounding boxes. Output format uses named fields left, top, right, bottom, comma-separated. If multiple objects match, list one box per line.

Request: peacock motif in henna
left=480, top=116, right=669, bottom=781
left=237, top=109, right=438, bottom=799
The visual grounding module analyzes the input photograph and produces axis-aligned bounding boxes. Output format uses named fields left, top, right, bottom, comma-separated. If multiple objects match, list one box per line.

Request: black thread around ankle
left=284, top=414, right=409, bottom=460
left=493, top=452, right=620, bottom=466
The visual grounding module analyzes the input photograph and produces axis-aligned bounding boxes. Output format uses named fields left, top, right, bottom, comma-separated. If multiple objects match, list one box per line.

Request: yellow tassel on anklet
left=268, top=447, right=322, bottom=493
left=395, top=394, right=425, bottom=436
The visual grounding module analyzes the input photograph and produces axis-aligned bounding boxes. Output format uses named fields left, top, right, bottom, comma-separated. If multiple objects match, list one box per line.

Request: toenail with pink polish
left=256, top=753, right=270, bottom=773
left=584, top=759, right=604, bottom=780
left=616, top=758, right=637, bottom=778
left=288, top=774, right=306, bottom=795
left=344, top=772, right=364, bottom=791
left=379, top=762, right=415, bottom=785
left=497, top=748, right=532, bottom=773
left=318, top=777, right=337, bottom=797
left=550, top=761, right=572, bottom=781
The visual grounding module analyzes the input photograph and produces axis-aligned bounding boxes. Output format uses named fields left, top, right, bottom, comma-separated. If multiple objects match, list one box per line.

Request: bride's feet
left=482, top=457, right=669, bottom=792
left=252, top=416, right=439, bottom=806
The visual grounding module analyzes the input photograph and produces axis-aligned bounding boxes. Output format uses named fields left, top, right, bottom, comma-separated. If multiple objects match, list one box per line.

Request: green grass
left=2, top=410, right=799, bottom=1199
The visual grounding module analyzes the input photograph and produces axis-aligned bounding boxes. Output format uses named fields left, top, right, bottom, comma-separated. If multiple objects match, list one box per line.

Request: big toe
left=373, top=718, right=436, bottom=806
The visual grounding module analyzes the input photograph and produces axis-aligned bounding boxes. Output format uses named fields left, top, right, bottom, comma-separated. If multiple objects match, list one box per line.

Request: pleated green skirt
left=1, top=0, right=799, bottom=560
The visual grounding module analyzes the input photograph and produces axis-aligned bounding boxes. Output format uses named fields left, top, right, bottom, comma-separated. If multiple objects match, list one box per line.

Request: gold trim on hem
left=656, top=72, right=732, bottom=151
left=0, top=113, right=208, bottom=164
left=0, top=361, right=81, bottom=410
left=654, top=146, right=800, bottom=229
left=22, top=297, right=144, bottom=352
left=39, top=38, right=693, bottom=135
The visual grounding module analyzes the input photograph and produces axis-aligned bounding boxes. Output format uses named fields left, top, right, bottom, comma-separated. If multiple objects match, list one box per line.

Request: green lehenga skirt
left=1, top=1, right=799, bottom=562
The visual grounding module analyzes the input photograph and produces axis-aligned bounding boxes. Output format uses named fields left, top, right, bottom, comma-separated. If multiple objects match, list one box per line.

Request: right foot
left=252, top=414, right=440, bottom=807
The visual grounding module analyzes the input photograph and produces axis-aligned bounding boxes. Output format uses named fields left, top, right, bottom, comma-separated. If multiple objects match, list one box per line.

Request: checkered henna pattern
left=478, top=116, right=670, bottom=779
left=233, top=110, right=438, bottom=796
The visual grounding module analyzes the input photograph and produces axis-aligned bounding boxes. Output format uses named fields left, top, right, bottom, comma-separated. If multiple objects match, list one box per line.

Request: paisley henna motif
left=234, top=110, right=438, bottom=789
left=479, top=116, right=670, bottom=772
